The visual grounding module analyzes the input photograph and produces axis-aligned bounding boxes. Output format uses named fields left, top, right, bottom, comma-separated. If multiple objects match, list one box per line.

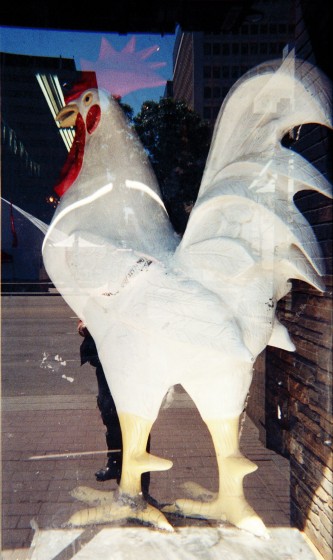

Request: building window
left=250, top=43, right=258, bottom=54
left=260, top=43, right=268, bottom=54
left=269, top=43, right=278, bottom=54
left=232, top=43, right=239, bottom=54
left=204, top=86, right=212, bottom=98
left=231, top=66, right=238, bottom=78
left=204, top=43, right=212, bottom=55
left=213, top=86, right=221, bottom=98
left=260, top=24, right=268, bottom=34
left=203, top=66, right=211, bottom=78
left=212, top=66, right=221, bottom=78
left=213, top=43, right=221, bottom=55
left=241, top=43, right=249, bottom=55
left=222, top=66, right=229, bottom=78
left=222, top=44, right=230, bottom=55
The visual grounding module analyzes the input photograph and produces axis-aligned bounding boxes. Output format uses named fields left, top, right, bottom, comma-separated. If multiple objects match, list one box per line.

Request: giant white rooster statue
left=42, top=52, right=332, bottom=537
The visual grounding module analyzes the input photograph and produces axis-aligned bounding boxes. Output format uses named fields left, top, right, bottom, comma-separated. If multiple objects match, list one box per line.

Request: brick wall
left=240, top=3, right=333, bottom=557
left=246, top=351, right=266, bottom=445
left=265, top=119, right=332, bottom=559
left=265, top=273, right=332, bottom=559
left=249, top=107, right=332, bottom=560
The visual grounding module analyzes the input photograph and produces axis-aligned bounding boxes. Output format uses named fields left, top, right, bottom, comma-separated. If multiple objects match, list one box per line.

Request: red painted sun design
left=80, top=36, right=167, bottom=97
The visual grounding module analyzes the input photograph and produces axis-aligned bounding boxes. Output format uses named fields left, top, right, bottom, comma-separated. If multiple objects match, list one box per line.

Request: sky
left=0, top=26, right=176, bottom=114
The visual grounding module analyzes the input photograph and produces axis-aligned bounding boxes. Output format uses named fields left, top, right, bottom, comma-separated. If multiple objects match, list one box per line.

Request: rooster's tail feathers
left=199, top=51, right=332, bottom=195
left=177, top=52, right=331, bottom=301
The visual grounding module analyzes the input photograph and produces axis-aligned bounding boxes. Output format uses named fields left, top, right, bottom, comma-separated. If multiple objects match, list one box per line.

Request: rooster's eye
left=83, top=92, right=93, bottom=106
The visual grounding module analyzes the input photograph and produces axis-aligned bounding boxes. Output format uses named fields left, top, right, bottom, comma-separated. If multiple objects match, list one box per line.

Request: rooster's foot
left=70, top=485, right=116, bottom=505
left=170, top=416, right=269, bottom=538
left=68, top=485, right=173, bottom=532
left=162, top=486, right=268, bottom=538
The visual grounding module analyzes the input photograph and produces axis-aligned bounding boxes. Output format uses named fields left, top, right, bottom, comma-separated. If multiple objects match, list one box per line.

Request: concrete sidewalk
left=0, top=295, right=321, bottom=559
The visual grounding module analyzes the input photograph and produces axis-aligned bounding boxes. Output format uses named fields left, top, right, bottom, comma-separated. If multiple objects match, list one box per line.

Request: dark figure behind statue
left=78, top=321, right=150, bottom=494
left=78, top=320, right=123, bottom=481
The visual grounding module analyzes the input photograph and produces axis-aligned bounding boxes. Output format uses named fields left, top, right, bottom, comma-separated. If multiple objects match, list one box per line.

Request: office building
left=172, top=0, right=296, bottom=125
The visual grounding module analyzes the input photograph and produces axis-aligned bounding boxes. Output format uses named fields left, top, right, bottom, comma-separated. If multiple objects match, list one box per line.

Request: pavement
left=1, top=294, right=323, bottom=559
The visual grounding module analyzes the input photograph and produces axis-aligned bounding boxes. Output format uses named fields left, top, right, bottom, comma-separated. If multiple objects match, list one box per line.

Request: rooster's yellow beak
left=56, top=104, right=79, bottom=128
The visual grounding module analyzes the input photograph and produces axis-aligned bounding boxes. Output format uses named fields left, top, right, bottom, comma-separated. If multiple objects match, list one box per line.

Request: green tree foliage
left=134, top=98, right=211, bottom=233
left=117, top=99, right=134, bottom=122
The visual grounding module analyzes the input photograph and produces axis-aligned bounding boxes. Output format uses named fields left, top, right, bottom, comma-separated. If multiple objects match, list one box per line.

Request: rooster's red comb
left=64, top=72, right=98, bottom=104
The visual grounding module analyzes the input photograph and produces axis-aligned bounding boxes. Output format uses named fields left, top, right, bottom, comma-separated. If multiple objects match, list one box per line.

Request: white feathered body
left=42, top=54, right=332, bottom=423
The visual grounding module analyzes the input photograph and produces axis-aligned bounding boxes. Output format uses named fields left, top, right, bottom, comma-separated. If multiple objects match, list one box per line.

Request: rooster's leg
left=118, top=412, right=173, bottom=495
left=68, top=412, right=173, bottom=531
left=163, top=415, right=268, bottom=537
